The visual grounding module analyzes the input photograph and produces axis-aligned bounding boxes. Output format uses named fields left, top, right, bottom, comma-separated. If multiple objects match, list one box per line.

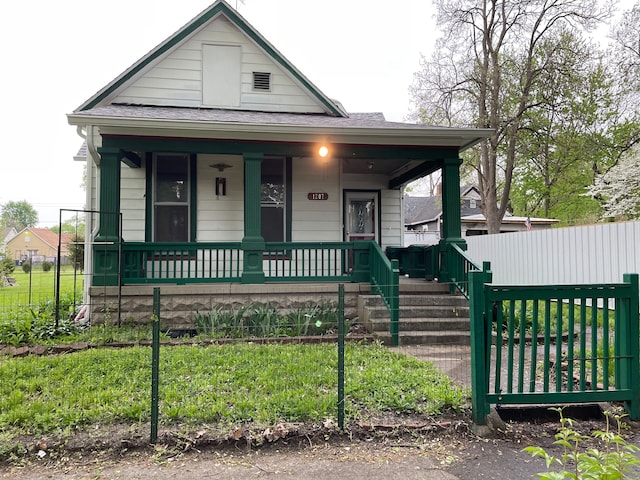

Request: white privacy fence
left=466, top=220, right=640, bottom=285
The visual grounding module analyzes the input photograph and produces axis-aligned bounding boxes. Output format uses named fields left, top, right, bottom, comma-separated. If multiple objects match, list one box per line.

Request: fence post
left=337, top=284, right=345, bottom=431
left=622, top=274, right=640, bottom=420
left=150, top=287, right=161, bottom=443
left=469, top=264, right=492, bottom=425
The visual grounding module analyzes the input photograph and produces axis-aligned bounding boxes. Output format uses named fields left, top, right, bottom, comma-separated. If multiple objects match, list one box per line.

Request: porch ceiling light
left=210, top=163, right=232, bottom=171
left=318, top=145, right=329, bottom=158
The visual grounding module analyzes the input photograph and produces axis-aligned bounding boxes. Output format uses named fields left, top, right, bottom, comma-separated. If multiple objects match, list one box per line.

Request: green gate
left=469, top=266, right=640, bottom=424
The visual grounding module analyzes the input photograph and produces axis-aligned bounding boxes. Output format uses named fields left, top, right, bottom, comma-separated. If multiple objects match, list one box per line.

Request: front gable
left=79, top=0, right=344, bottom=116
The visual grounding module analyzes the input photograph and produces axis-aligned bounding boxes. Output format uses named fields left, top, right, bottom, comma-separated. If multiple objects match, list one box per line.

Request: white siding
left=196, top=154, right=244, bottom=241
left=120, top=165, right=146, bottom=242
left=466, top=221, right=640, bottom=285
left=109, top=154, right=403, bottom=250
left=380, top=189, right=402, bottom=249
left=291, top=157, right=341, bottom=241
left=113, top=16, right=325, bottom=113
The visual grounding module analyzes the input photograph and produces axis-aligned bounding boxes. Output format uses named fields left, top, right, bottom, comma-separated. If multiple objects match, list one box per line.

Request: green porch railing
left=121, top=241, right=377, bottom=285
left=370, top=242, right=400, bottom=346
left=449, top=243, right=482, bottom=298
left=121, top=242, right=243, bottom=284
left=470, top=267, right=640, bottom=425
left=263, top=242, right=359, bottom=282
left=120, top=240, right=400, bottom=344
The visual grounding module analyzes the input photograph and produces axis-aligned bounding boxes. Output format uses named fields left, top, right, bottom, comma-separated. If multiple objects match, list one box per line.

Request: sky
left=0, top=0, right=439, bottom=227
left=0, top=0, right=630, bottom=227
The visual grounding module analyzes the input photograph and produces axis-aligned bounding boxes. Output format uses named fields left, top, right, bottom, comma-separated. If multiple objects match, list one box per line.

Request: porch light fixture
left=210, top=163, right=232, bottom=171
left=318, top=145, right=329, bottom=158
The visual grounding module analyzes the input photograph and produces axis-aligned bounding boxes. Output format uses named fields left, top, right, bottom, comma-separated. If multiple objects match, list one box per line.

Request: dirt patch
left=2, top=406, right=639, bottom=480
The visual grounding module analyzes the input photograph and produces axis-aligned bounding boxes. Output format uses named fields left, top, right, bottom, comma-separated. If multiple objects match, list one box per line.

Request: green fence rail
left=470, top=266, right=640, bottom=425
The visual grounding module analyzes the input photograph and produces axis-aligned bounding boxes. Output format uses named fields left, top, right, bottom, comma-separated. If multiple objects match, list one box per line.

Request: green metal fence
left=470, top=266, right=640, bottom=424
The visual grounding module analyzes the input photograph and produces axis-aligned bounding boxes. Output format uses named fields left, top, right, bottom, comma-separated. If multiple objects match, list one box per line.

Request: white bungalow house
left=67, top=0, right=491, bottom=329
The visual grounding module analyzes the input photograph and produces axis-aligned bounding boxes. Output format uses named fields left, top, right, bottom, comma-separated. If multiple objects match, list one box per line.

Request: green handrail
left=449, top=243, right=482, bottom=298
left=369, top=241, right=400, bottom=346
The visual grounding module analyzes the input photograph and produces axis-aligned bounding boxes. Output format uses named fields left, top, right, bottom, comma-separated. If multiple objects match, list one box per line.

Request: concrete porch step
left=357, top=283, right=471, bottom=346
left=365, top=304, right=470, bottom=319
left=375, top=330, right=471, bottom=346
left=359, top=294, right=468, bottom=308
left=368, top=317, right=470, bottom=332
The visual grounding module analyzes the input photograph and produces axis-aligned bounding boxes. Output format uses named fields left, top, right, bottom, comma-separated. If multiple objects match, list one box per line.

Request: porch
left=88, top=240, right=466, bottom=346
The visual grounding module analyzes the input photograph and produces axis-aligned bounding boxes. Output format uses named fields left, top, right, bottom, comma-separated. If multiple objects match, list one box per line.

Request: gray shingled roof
left=404, top=187, right=484, bottom=226
left=74, top=104, right=461, bottom=130
left=404, top=196, right=442, bottom=225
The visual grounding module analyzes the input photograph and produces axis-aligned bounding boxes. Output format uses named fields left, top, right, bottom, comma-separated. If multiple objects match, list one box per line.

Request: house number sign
left=307, top=192, right=329, bottom=201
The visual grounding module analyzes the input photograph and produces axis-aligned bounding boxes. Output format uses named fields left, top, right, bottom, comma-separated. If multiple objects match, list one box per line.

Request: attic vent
left=253, top=72, right=271, bottom=91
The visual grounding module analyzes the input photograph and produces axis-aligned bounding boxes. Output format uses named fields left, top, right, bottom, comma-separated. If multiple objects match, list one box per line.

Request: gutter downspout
left=76, top=125, right=100, bottom=320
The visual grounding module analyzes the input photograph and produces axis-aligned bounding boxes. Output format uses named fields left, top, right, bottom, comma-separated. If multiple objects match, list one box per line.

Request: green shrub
left=0, top=294, right=80, bottom=346
left=0, top=258, right=14, bottom=276
left=42, top=261, right=52, bottom=272
left=524, top=407, right=640, bottom=479
left=21, top=262, right=31, bottom=274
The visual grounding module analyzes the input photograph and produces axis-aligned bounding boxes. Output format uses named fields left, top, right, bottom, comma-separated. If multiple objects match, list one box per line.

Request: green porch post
left=93, top=147, right=122, bottom=286
left=241, top=153, right=265, bottom=284
left=439, top=157, right=466, bottom=286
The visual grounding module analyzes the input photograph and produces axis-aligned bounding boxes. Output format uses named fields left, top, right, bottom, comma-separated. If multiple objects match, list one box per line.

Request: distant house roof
left=74, top=142, right=88, bottom=161
left=20, top=227, right=74, bottom=251
left=461, top=213, right=559, bottom=227
left=404, top=185, right=483, bottom=226
left=2, top=226, right=18, bottom=245
left=405, top=196, right=442, bottom=226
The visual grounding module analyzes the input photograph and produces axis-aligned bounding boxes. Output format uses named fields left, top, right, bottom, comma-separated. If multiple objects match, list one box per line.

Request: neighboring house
left=405, top=185, right=558, bottom=245
left=6, top=227, right=73, bottom=265
left=66, top=0, right=492, bottom=323
left=1, top=226, right=18, bottom=251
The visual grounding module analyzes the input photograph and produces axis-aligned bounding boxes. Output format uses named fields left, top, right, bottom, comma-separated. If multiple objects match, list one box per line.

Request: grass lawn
left=0, top=265, right=83, bottom=310
left=0, top=342, right=466, bottom=439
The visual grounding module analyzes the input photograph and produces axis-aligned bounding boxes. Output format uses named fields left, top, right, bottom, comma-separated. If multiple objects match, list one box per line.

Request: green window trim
left=145, top=152, right=197, bottom=242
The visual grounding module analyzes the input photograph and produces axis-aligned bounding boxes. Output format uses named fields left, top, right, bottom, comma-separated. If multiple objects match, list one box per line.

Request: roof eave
left=67, top=114, right=492, bottom=149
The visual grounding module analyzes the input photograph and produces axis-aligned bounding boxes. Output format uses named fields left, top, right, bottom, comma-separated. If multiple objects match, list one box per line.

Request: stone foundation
left=88, top=283, right=371, bottom=329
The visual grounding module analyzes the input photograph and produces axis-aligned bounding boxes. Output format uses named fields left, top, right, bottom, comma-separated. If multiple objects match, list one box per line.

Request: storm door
left=344, top=190, right=380, bottom=244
